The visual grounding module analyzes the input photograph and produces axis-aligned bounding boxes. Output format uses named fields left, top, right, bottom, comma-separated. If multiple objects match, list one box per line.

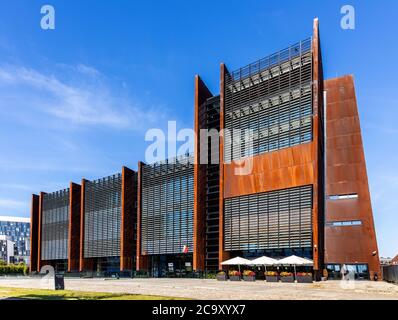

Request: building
left=0, top=235, right=15, bottom=264
left=380, top=257, right=392, bottom=266
left=324, top=75, right=380, bottom=280
left=29, top=19, right=380, bottom=280
left=137, top=156, right=194, bottom=276
left=392, top=255, right=398, bottom=265
left=0, top=216, right=30, bottom=264
left=80, top=168, right=138, bottom=274
left=30, top=167, right=138, bottom=274
left=217, top=22, right=325, bottom=279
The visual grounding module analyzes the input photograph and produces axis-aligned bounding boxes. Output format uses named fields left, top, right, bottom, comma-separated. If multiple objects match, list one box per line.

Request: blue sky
left=0, top=0, right=397, bottom=257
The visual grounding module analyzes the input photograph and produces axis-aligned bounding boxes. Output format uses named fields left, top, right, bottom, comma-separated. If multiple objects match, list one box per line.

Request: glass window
left=326, top=220, right=362, bottom=227
left=328, top=194, right=358, bottom=200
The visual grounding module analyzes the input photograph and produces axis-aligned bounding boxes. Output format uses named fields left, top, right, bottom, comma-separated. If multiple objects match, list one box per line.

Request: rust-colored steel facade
left=218, top=19, right=325, bottom=277
left=136, top=161, right=148, bottom=271
left=324, top=75, right=380, bottom=279
left=79, top=179, right=90, bottom=271
left=29, top=18, right=379, bottom=279
left=218, top=63, right=230, bottom=268
left=29, top=194, right=39, bottom=272
left=68, top=182, right=81, bottom=272
left=120, top=166, right=138, bottom=271
left=37, top=192, right=45, bottom=271
left=312, top=18, right=326, bottom=275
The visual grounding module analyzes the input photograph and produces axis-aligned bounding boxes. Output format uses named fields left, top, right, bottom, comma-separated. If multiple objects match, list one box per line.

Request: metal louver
left=41, top=189, right=70, bottom=260
left=224, top=185, right=313, bottom=251
left=84, top=174, right=122, bottom=258
left=141, top=156, right=194, bottom=255
left=224, top=38, right=313, bottom=162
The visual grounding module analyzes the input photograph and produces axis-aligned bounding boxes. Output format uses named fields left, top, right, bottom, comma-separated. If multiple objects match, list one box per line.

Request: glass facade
left=141, top=156, right=194, bottom=255
left=84, top=174, right=122, bottom=258
left=0, top=217, right=30, bottom=263
left=41, top=189, right=69, bottom=261
left=326, top=264, right=370, bottom=280
left=149, top=253, right=193, bottom=278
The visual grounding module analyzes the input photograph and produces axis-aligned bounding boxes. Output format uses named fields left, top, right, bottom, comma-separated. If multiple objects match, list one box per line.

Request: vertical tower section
left=194, top=75, right=219, bottom=272
left=68, top=182, right=81, bottom=272
left=203, top=96, right=221, bottom=271
left=37, top=192, right=45, bottom=271
left=120, top=166, right=138, bottom=272
left=79, top=179, right=88, bottom=272
left=29, top=194, right=40, bottom=272
left=219, top=19, right=324, bottom=277
left=324, top=75, right=380, bottom=280
left=219, top=63, right=230, bottom=268
left=136, top=161, right=148, bottom=271
left=312, top=18, right=326, bottom=275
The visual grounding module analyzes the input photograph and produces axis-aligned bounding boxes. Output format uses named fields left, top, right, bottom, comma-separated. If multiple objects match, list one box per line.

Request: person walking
left=341, top=264, right=347, bottom=280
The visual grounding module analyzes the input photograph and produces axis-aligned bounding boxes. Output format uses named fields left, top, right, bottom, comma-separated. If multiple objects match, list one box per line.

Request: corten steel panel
left=136, top=161, right=148, bottom=271
left=218, top=63, right=230, bottom=269
left=37, top=191, right=46, bottom=272
left=68, top=182, right=81, bottom=272
left=324, top=75, right=381, bottom=279
left=311, top=17, right=325, bottom=275
left=223, top=143, right=315, bottom=198
left=193, top=75, right=213, bottom=271
left=79, top=179, right=85, bottom=271
left=120, top=166, right=137, bottom=272
left=79, top=179, right=91, bottom=271
left=29, top=194, right=39, bottom=272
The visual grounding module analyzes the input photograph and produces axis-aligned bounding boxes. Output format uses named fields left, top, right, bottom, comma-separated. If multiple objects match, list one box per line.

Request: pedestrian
left=341, top=264, right=347, bottom=280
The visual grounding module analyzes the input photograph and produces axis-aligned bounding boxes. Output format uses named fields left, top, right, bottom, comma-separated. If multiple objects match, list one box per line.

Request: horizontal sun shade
left=328, top=194, right=358, bottom=200
left=326, top=220, right=362, bottom=227
left=224, top=38, right=313, bottom=162
left=141, top=155, right=194, bottom=255
left=224, top=185, right=313, bottom=252
left=41, top=189, right=70, bottom=261
left=84, top=174, right=122, bottom=258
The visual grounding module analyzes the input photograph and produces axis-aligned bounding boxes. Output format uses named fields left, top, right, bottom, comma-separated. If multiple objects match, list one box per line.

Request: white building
left=0, top=216, right=30, bottom=264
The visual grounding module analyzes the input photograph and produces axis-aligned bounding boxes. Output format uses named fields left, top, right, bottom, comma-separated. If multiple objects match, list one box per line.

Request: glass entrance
left=149, top=254, right=193, bottom=278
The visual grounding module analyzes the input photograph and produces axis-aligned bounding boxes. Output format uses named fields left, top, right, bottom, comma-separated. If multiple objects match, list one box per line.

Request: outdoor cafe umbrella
left=276, top=255, right=314, bottom=280
left=221, top=257, right=252, bottom=274
left=248, top=256, right=279, bottom=273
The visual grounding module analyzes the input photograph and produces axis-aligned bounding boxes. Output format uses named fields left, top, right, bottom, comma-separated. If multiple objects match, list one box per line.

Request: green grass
left=0, top=286, right=187, bottom=300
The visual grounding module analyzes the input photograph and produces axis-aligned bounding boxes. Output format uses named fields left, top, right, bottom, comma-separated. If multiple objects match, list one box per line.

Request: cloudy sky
left=0, top=0, right=397, bottom=257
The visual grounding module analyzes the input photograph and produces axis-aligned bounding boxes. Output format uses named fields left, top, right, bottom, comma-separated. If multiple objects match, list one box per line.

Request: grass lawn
left=0, top=286, right=187, bottom=300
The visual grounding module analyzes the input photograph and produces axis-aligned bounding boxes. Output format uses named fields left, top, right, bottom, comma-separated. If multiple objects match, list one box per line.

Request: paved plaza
left=0, top=277, right=397, bottom=300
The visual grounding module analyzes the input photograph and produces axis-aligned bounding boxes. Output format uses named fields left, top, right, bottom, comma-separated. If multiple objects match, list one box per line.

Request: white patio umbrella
left=276, top=255, right=314, bottom=280
left=221, top=257, right=252, bottom=274
left=248, top=256, right=279, bottom=273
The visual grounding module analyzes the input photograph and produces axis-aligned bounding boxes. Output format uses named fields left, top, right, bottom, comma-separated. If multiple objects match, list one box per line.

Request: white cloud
left=0, top=159, right=93, bottom=173
left=0, top=64, right=168, bottom=130
left=75, top=64, right=101, bottom=77
left=0, top=199, right=26, bottom=210
left=0, top=184, right=35, bottom=191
